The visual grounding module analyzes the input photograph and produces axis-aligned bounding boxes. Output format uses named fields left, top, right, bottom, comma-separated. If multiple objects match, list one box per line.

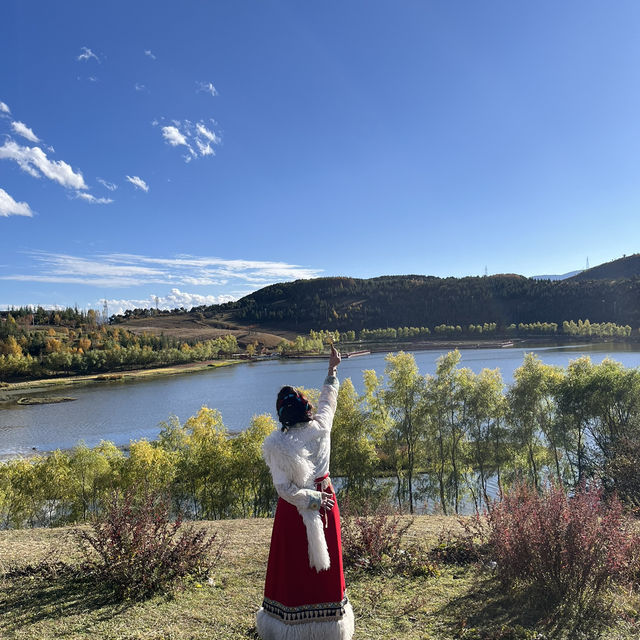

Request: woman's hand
left=329, top=343, right=341, bottom=370
left=321, top=493, right=335, bottom=511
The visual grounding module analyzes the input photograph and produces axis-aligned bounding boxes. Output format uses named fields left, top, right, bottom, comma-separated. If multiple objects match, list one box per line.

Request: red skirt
left=262, top=475, right=347, bottom=623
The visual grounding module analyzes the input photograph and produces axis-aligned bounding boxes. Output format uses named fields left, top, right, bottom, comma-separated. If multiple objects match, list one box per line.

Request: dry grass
left=1, top=516, right=639, bottom=640
left=118, top=314, right=289, bottom=349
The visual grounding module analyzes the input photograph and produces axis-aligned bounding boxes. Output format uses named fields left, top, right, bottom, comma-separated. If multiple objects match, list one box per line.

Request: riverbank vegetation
left=2, top=351, right=640, bottom=526
left=3, top=300, right=636, bottom=385
left=0, top=307, right=238, bottom=381
left=277, top=319, right=635, bottom=354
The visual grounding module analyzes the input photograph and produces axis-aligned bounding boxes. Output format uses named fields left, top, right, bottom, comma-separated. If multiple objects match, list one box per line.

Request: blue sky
left=2, top=1, right=640, bottom=314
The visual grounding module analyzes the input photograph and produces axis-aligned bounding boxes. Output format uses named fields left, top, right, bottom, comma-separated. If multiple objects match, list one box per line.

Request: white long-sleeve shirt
left=270, top=374, right=339, bottom=510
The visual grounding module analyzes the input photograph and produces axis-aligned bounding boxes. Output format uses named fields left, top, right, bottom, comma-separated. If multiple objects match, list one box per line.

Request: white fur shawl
left=262, top=428, right=330, bottom=572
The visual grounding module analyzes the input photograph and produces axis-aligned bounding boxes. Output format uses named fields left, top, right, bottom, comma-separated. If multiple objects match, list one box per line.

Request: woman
left=256, top=344, right=354, bottom=640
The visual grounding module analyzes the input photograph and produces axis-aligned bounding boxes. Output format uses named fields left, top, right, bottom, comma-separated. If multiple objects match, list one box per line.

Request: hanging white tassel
left=299, top=508, right=330, bottom=571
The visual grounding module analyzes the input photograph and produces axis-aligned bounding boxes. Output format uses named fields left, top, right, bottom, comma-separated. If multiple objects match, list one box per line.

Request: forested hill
left=188, top=272, right=640, bottom=332
left=569, top=253, right=640, bottom=282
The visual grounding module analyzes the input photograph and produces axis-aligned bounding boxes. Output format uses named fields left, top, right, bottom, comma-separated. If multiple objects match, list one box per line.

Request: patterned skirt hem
left=256, top=601, right=355, bottom=640
left=261, top=595, right=349, bottom=625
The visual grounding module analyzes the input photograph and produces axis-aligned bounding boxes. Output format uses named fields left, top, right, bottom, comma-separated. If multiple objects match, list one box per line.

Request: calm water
left=2, top=343, right=640, bottom=458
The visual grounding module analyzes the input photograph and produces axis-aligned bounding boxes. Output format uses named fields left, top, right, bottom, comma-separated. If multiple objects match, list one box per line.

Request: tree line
left=278, top=320, right=634, bottom=354
left=2, top=351, right=639, bottom=528
left=216, top=274, right=640, bottom=330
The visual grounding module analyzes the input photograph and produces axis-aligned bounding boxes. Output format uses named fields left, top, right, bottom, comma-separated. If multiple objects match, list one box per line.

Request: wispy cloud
left=134, top=83, right=147, bottom=92
left=75, top=192, right=113, bottom=205
left=0, top=188, right=33, bottom=218
left=0, top=140, right=87, bottom=190
left=195, top=123, right=219, bottom=143
left=144, top=50, right=157, bottom=60
left=0, top=252, right=322, bottom=292
left=77, top=47, right=100, bottom=63
left=125, top=175, right=149, bottom=192
left=0, top=101, right=10, bottom=116
left=159, top=119, right=220, bottom=161
left=194, top=139, right=213, bottom=156
left=196, top=81, right=218, bottom=97
left=97, top=178, right=117, bottom=191
left=11, top=121, right=40, bottom=143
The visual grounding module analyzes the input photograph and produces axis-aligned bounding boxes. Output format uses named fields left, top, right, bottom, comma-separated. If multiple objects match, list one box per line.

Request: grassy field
left=1, top=516, right=639, bottom=640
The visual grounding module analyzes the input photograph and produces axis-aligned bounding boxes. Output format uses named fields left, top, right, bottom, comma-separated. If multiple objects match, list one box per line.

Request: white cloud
left=0, top=188, right=33, bottom=217
left=75, top=192, right=113, bottom=204
left=102, top=289, right=237, bottom=315
left=0, top=251, right=322, bottom=292
left=196, top=123, right=218, bottom=143
left=0, top=140, right=87, bottom=190
left=0, top=101, right=10, bottom=116
left=196, top=81, right=218, bottom=97
left=134, top=83, right=146, bottom=92
left=125, top=175, right=149, bottom=192
left=144, top=50, right=157, bottom=60
left=0, top=252, right=165, bottom=287
left=104, top=253, right=323, bottom=282
left=162, top=125, right=189, bottom=148
left=77, top=47, right=100, bottom=63
left=0, top=274, right=158, bottom=287
left=11, top=121, right=40, bottom=143
left=0, top=302, right=67, bottom=311
left=159, top=119, right=220, bottom=161
left=97, top=178, right=117, bottom=191
left=195, top=139, right=214, bottom=156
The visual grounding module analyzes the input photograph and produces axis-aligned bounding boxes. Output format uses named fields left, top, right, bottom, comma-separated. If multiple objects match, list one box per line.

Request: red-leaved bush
left=430, top=514, right=490, bottom=566
left=488, top=482, right=639, bottom=610
left=340, top=496, right=413, bottom=572
left=76, top=490, right=222, bottom=598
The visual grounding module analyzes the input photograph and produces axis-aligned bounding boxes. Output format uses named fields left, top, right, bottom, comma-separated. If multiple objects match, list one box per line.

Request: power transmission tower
left=102, top=300, right=109, bottom=324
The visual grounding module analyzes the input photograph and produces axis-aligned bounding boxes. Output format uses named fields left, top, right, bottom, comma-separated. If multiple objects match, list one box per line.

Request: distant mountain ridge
left=531, top=270, right=583, bottom=281
left=568, top=254, right=640, bottom=281
left=114, top=254, right=640, bottom=333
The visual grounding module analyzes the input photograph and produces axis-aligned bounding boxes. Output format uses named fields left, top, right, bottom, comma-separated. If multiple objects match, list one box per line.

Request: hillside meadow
left=2, top=515, right=640, bottom=640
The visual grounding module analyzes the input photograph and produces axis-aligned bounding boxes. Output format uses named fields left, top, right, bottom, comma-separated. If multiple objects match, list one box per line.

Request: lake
left=2, top=342, right=640, bottom=458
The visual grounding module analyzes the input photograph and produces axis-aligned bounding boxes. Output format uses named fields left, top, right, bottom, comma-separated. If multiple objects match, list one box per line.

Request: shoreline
left=1, top=335, right=635, bottom=401
left=1, top=334, right=635, bottom=404
left=0, top=359, right=239, bottom=404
